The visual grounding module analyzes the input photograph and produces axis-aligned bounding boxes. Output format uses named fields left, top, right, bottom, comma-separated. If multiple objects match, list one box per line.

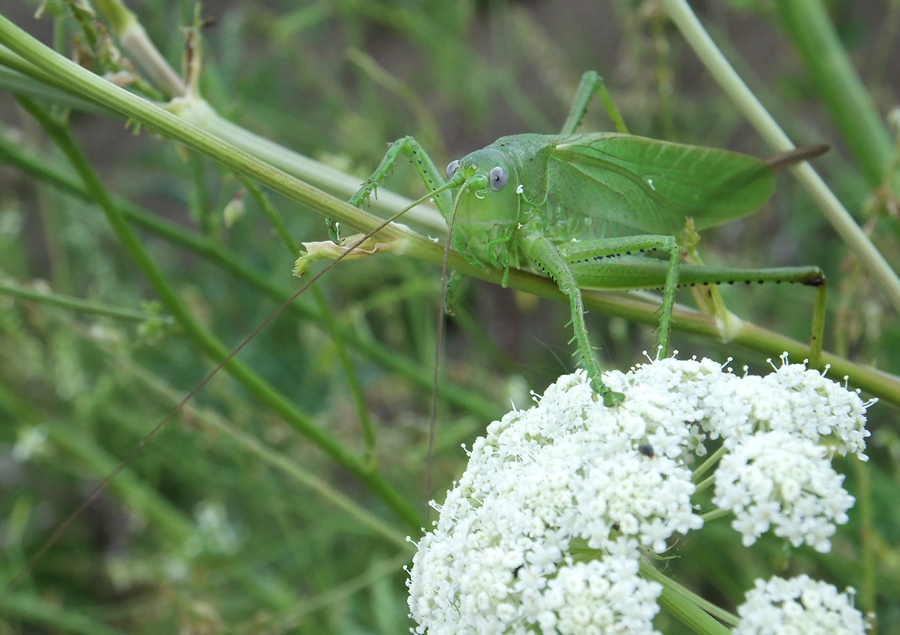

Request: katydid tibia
left=342, top=71, right=828, bottom=406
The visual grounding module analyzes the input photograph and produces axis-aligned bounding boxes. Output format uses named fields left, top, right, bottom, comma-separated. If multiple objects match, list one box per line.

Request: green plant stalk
left=0, top=129, right=501, bottom=422
left=1, top=15, right=898, bottom=408
left=694, top=474, right=716, bottom=496
left=84, top=0, right=448, bottom=232
left=0, top=22, right=432, bottom=241
left=0, top=279, right=172, bottom=324
left=855, top=457, right=876, bottom=616
left=0, top=63, right=109, bottom=114
left=0, top=42, right=444, bottom=236
left=773, top=0, right=895, bottom=189
left=181, top=99, right=448, bottom=235
left=640, top=557, right=736, bottom=633
left=14, top=95, right=419, bottom=530
left=94, top=0, right=186, bottom=98
left=701, top=508, right=731, bottom=523
left=692, top=445, right=727, bottom=483
left=661, top=0, right=900, bottom=318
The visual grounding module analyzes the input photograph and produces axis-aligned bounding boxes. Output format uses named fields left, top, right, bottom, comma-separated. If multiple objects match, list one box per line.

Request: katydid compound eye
left=489, top=166, right=508, bottom=190
left=446, top=159, right=461, bottom=180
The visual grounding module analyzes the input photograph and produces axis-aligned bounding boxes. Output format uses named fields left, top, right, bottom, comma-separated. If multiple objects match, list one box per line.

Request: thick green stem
left=0, top=15, right=410, bottom=241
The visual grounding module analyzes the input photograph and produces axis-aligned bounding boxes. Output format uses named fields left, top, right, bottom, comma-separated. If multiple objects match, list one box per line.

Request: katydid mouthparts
left=341, top=71, right=829, bottom=407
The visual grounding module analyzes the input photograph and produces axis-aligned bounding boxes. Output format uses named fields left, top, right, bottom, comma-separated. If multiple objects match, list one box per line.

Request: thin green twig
left=0, top=279, right=173, bottom=324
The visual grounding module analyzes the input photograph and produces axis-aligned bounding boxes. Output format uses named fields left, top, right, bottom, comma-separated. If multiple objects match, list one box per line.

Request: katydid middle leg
left=561, top=71, right=631, bottom=135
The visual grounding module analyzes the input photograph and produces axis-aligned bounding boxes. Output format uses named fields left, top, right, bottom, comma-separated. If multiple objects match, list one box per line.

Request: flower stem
left=640, top=557, right=738, bottom=632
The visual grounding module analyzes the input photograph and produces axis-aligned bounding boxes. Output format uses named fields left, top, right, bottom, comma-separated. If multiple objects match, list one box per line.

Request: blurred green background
left=1, top=0, right=898, bottom=632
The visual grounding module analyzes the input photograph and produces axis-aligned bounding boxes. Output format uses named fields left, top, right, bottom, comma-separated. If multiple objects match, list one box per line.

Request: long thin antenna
left=423, top=183, right=466, bottom=521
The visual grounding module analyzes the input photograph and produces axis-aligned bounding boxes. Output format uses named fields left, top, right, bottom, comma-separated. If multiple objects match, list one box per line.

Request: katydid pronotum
left=335, top=71, right=828, bottom=406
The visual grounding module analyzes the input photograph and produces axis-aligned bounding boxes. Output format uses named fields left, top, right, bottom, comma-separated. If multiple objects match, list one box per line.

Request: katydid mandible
left=345, top=71, right=828, bottom=406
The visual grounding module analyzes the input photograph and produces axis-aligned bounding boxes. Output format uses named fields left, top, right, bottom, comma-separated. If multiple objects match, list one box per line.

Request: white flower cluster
left=407, top=357, right=872, bottom=634
left=713, top=431, right=854, bottom=552
left=600, top=354, right=870, bottom=461
left=734, top=575, right=869, bottom=634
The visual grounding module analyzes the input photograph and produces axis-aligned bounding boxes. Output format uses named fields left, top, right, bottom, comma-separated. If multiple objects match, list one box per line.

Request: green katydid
left=340, top=71, right=828, bottom=406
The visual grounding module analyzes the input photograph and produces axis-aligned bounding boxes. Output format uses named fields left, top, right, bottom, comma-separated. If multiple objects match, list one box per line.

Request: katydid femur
left=342, top=71, right=828, bottom=406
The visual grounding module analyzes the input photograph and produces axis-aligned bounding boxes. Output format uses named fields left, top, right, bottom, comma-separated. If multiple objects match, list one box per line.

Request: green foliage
left=0, top=0, right=898, bottom=632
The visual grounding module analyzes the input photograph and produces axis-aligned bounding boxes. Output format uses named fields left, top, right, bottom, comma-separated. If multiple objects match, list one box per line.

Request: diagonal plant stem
left=661, top=0, right=900, bottom=317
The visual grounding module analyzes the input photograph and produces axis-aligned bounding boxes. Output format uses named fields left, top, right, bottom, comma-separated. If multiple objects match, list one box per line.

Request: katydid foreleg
left=348, top=137, right=454, bottom=220
left=326, top=135, right=454, bottom=242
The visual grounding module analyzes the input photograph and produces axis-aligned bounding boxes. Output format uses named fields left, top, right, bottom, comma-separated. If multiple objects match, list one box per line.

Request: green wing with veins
left=546, top=133, right=775, bottom=239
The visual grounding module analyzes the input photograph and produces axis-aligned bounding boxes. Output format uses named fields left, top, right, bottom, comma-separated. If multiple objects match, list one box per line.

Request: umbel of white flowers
left=407, top=355, right=873, bottom=634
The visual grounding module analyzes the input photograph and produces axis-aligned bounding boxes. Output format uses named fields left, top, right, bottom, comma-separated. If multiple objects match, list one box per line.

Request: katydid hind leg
left=560, top=71, right=630, bottom=135
left=565, top=247, right=828, bottom=370
left=677, top=264, right=826, bottom=366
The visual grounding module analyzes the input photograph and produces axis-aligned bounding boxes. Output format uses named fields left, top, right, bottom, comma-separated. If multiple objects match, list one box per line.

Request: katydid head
left=444, top=148, right=521, bottom=268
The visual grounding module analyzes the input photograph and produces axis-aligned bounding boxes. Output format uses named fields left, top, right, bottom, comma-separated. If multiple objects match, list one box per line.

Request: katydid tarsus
left=344, top=70, right=828, bottom=406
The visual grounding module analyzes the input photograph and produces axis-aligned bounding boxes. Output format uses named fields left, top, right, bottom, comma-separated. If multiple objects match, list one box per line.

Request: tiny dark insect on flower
left=638, top=443, right=655, bottom=458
